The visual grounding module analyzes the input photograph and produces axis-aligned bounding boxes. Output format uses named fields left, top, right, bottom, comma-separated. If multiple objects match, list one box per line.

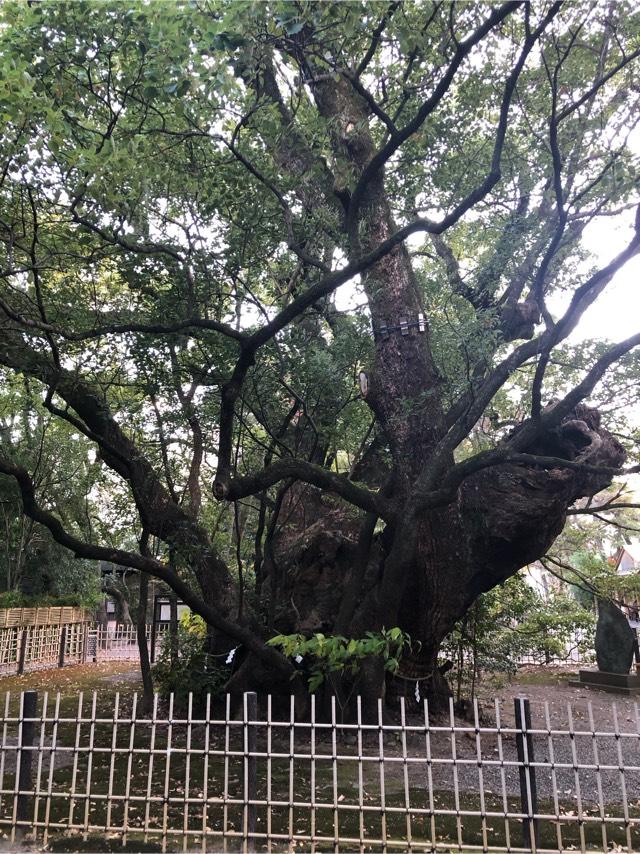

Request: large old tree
left=1, top=1, right=639, bottom=703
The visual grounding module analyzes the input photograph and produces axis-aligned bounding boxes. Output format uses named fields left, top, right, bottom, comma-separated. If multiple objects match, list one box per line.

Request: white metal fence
left=89, top=624, right=169, bottom=663
left=0, top=623, right=170, bottom=676
left=514, top=646, right=594, bottom=667
left=1, top=690, right=639, bottom=852
left=512, top=630, right=595, bottom=668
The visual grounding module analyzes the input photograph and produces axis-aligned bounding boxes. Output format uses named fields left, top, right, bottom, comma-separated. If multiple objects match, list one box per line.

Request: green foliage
left=0, top=372, right=104, bottom=601
left=443, top=573, right=596, bottom=698
left=0, top=590, right=99, bottom=610
left=153, top=613, right=228, bottom=709
left=0, top=591, right=23, bottom=609
left=543, top=508, right=640, bottom=606
left=268, top=628, right=411, bottom=693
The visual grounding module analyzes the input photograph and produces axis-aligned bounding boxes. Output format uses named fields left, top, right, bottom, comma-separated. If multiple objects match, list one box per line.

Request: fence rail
left=0, top=690, right=639, bottom=852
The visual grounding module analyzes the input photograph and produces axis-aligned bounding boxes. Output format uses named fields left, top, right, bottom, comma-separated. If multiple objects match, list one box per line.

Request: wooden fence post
left=243, top=691, right=258, bottom=853
left=16, top=690, right=38, bottom=830
left=17, top=629, right=28, bottom=676
left=515, top=697, right=538, bottom=851
left=58, top=626, right=67, bottom=669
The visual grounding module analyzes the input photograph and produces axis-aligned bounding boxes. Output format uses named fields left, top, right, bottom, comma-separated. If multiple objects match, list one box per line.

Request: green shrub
left=153, top=613, right=229, bottom=710
left=0, top=591, right=96, bottom=609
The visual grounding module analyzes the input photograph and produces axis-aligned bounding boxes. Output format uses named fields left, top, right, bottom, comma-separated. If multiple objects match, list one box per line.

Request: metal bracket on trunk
left=374, top=313, right=426, bottom=341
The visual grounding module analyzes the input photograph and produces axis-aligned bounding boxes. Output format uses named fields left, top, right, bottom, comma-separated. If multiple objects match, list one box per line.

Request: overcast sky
left=567, top=213, right=640, bottom=345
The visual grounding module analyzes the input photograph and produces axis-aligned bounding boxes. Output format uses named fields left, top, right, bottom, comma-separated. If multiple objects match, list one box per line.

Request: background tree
left=0, top=1, right=639, bottom=705
left=0, top=372, right=101, bottom=604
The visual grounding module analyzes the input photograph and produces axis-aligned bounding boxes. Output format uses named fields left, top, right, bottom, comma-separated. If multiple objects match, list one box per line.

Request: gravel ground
left=415, top=668, right=640, bottom=806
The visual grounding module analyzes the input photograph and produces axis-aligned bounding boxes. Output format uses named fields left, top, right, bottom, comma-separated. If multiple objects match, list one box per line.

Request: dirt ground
left=1, top=660, right=635, bottom=717
left=0, top=661, right=143, bottom=699
left=2, top=662, right=637, bottom=803
left=438, top=666, right=640, bottom=806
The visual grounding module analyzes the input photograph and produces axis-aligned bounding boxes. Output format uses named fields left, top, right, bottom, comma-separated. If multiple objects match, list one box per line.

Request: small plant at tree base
left=268, top=628, right=411, bottom=693
left=153, top=613, right=228, bottom=710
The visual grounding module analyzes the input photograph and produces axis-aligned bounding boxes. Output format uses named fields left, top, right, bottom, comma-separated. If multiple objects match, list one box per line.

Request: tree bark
left=136, top=572, right=154, bottom=715
left=253, top=66, right=628, bottom=708
left=102, top=576, right=133, bottom=626
left=291, top=74, right=464, bottom=705
left=267, top=402, right=624, bottom=707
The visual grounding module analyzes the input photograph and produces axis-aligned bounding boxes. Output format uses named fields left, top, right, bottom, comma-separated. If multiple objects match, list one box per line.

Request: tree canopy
left=0, top=0, right=639, bottom=700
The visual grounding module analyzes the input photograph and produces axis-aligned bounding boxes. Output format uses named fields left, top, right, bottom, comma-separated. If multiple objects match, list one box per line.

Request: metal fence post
left=58, top=626, right=66, bottom=669
left=16, top=690, right=38, bottom=831
left=515, top=697, right=538, bottom=851
left=17, top=629, right=28, bottom=675
left=243, top=691, right=258, bottom=853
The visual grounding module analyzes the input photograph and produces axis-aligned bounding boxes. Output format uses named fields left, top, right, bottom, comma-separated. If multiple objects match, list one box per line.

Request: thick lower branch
left=221, top=457, right=394, bottom=519
left=0, top=454, right=294, bottom=680
left=0, top=332, right=233, bottom=600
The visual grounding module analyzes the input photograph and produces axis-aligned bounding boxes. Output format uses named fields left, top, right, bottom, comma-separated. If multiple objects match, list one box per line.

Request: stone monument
left=576, top=598, right=640, bottom=694
left=595, top=598, right=635, bottom=673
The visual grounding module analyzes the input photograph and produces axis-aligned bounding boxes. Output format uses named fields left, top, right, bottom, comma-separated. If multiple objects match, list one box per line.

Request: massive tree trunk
left=136, top=572, right=154, bottom=715
left=267, top=404, right=624, bottom=707
left=257, top=72, right=627, bottom=709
